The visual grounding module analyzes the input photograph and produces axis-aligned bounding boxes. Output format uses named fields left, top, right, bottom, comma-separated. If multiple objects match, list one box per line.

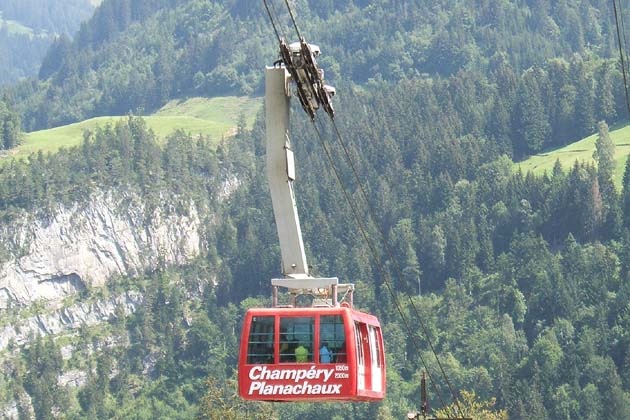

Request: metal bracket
left=271, top=277, right=338, bottom=290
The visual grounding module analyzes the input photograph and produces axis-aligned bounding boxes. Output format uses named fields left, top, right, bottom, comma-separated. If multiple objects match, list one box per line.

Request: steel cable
left=614, top=0, right=630, bottom=117
left=310, top=118, right=452, bottom=414
left=328, top=117, right=464, bottom=417
left=262, top=0, right=465, bottom=416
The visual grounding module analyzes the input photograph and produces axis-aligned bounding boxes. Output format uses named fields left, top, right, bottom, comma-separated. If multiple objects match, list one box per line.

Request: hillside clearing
left=10, top=96, right=261, bottom=161
left=516, top=124, right=630, bottom=188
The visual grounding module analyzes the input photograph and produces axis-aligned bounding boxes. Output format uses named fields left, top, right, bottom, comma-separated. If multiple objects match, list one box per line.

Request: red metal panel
left=239, top=363, right=355, bottom=401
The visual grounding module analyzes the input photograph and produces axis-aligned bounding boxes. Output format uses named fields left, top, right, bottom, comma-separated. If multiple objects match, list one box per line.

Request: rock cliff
left=0, top=190, right=204, bottom=310
left=0, top=185, right=230, bottom=418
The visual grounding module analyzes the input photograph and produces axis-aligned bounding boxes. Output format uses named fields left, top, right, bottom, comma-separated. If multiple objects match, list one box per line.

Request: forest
left=0, top=0, right=98, bottom=86
left=0, top=0, right=630, bottom=419
left=0, top=0, right=98, bottom=35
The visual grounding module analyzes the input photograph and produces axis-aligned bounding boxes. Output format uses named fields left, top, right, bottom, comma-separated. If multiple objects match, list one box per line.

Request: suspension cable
left=328, top=116, right=464, bottom=417
left=262, top=0, right=464, bottom=415
left=614, top=0, right=630, bottom=117
left=618, top=0, right=630, bottom=72
left=310, top=119, right=452, bottom=414
left=269, top=0, right=290, bottom=41
left=283, top=0, right=303, bottom=41
left=619, top=0, right=630, bottom=114
left=263, top=0, right=282, bottom=44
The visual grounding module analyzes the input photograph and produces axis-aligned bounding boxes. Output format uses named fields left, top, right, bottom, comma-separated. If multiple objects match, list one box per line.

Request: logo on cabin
left=247, top=365, right=347, bottom=396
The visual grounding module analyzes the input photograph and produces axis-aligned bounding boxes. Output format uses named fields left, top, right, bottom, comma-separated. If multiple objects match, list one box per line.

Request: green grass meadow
left=516, top=124, right=630, bottom=188
left=11, top=96, right=261, bottom=160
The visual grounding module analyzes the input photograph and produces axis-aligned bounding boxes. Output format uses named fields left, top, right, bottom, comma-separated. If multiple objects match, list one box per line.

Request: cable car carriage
left=239, top=280, right=386, bottom=402
left=238, top=41, right=385, bottom=403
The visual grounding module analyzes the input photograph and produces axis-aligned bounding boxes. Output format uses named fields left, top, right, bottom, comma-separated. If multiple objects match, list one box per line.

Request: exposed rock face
left=0, top=182, right=230, bottom=418
left=2, top=390, right=34, bottom=420
left=58, top=370, right=88, bottom=388
left=0, top=291, right=141, bottom=352
left=0, top=190, right=204, bottom=309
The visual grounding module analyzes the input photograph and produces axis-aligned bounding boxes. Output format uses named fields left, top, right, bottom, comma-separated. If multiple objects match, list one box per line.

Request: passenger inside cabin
left=247, top=315, right=275, bottom=364
left=280, top=336, right=297, bottom=362
left=295, top=343, right=309, bottom=362
left=320, top=341, right=332, bottom=363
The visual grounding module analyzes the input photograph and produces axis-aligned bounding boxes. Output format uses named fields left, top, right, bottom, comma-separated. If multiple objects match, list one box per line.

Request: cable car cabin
left=238, top=306, right=385, bottom=402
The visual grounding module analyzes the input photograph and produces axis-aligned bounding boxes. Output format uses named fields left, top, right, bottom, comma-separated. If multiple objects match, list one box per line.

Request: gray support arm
left=265, top=66, right=310, bottom=278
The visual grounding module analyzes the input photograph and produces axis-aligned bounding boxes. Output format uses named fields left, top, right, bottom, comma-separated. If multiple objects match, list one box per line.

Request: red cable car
left=237, top=49, right=386, bottom=402
left=238, top=303, right=385, bottom=402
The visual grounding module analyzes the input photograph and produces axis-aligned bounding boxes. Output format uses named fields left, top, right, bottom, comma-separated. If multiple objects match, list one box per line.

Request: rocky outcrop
left=0, top=190, right=204, bottom=309
left=2, top=391, right=34, bottom=420
left=0, top=185, right=231, bottom=418
left=0, top=291, right=141, bottom=352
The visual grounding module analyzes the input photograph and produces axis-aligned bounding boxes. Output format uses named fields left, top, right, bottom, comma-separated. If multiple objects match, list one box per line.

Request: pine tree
left=593, top=121, right=615, bottom=199
left=0, top=100, right=22, bottom=150
left=597, top=122, right=625, bottom=238
left=580, top=383, right=602, bottom=420
left=513, top=67, right=551, bottom=156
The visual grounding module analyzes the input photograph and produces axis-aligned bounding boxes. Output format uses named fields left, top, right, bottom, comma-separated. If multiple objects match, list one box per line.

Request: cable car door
left=368, top=325, right=383, bottom=393
left=353, top=322, right=365, bottom=391
left=354, top=321, right=373, bottom=391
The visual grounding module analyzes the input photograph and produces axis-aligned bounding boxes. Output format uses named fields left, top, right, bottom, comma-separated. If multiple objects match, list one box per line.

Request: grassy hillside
left=154, top=96, right=261, bottom=126
left=10, top=96, right=261, bottom=160
left=516, top=123, right=630, bottom=188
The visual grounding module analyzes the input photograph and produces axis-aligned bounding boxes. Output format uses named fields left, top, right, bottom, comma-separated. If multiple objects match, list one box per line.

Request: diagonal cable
left=309, top=118, right=454, bottom=417
left=263, top=0, right=282, bottom=44
left=617, top=0, right=630, bottom=75
left=326, top=116, right=464, bottom=417
left=283, top=0, right=303, bottom=40
left=614, top=0, right=630, bottom=117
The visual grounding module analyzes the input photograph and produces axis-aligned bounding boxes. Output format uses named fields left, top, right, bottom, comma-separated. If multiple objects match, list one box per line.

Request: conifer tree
left=593, top=121, right=615, bottom=197
left=514, top=69, right=551, bottom=156
left=0, top=100, right=22, bottom=150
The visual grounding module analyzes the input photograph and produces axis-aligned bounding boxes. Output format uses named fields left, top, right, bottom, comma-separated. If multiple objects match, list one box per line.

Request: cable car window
left=369, top=325, right=381, bottom=368
left=320, top=315, right=346, bottom=363
left=280, top=316, right=314, bottom=362
left=247, top=316, right=275, bottom=364
left=354, top=322, right=364, bottom=366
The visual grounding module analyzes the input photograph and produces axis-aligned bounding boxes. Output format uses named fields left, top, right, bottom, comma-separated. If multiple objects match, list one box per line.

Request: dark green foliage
left=0, top=115, right=220, bottom=219
left=622, top=154, right=630, bottom=229
left=23, top=335, right=67, bottom=419
left=2, top=1, right=630, bottom=418
left=0, top=99, right=21, bottom=149
left=38, top=35, right=73, bottom=80
left=0, top=0, right=97, bottom=86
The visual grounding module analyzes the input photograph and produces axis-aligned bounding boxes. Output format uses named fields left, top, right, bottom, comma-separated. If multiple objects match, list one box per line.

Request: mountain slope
left=5, top=96, right=261, bottom=160
left=6, top=0, right=623, bottom=134
left=0, top=0, right=99, bottom=85
left=1, top=1, right=630, bottom=419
